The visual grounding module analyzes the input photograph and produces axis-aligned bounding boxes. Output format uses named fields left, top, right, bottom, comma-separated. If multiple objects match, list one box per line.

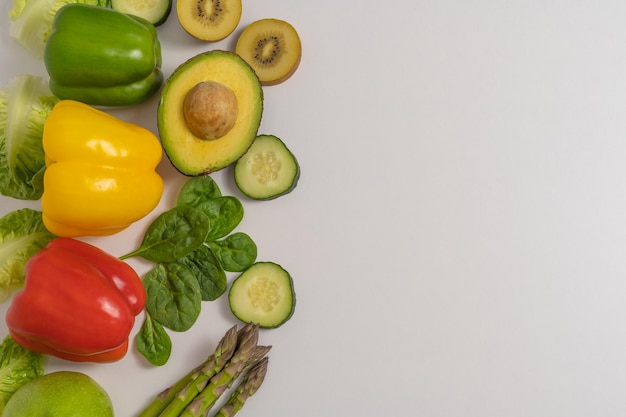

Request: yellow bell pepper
left=41, top=100, right=164, bottom=237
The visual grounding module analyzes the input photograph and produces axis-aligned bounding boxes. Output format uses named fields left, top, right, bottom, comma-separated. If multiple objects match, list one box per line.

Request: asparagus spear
left=179, top=345, right=271, bottom=417
left=137, top=325, right=239, bottom=417
left=213, top=356, right=269, bottom=417
left=158, top=323, right=260, bottom=417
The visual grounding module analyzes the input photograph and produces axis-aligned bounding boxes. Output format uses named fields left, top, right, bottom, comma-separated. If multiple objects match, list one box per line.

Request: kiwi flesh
left=235, top=18, right=302, bottom=86
left=177, top=0, right=242, bottom=42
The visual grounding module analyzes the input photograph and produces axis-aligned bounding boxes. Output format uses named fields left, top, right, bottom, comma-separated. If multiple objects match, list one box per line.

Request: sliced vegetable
left=229, top=262, right=296, bottom=328
left=0, top=74, right=59, bottom=200
left=0, top=335, right=43, bottom=414
left=44, top=4, right=163, bottom=106
left=0, top=209, right=56, bottom=302
left=8, top=0, right=107, bottom=58
left=42, top=100, right=164, bottom=237
left=110, top=0, right=172, bottom=26
left=6, top=238, right=146, bottom=363
left=234, top=134, right=300, bottom=200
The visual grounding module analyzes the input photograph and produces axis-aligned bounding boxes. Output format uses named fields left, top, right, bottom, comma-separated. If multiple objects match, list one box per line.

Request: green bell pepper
left=44, top=4, right=163, bottom=107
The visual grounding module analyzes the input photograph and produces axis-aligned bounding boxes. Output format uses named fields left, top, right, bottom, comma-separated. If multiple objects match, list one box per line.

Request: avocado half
left=158, top=50, right=263, bottom=176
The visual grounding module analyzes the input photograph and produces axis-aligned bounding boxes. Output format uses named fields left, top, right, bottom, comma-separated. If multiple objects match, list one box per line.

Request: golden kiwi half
left=177, top=0, right=242, bottom=42
left=235, top=18, right=302, bottom=85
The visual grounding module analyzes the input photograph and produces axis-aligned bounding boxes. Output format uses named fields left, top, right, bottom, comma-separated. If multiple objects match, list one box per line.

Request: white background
left=2, top=1, right=626, bottom=416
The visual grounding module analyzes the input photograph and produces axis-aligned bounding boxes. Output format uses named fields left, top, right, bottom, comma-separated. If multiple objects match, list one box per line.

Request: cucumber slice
left=228, top=262, right=295, bottom=328
left=234, top=134, right=300, bottom=200
left=110, top=0, right=172, bottom=26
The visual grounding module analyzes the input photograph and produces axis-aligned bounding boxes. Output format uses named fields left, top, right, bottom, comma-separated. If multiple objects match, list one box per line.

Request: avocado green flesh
left=158, top=50, right=263, bottom=176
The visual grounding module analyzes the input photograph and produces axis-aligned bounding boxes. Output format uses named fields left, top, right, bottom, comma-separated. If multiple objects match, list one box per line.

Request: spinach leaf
left=120, top=206, right=210, bottom=262
left=209, top=232, right=257, bottom=272
left=0, top=335, right=43, bottom=413
left=143, top=262, right=202, bottom=332
left=177, top=175, right=221, bottom=207
left=195, top=196, right=244, bottom=242
left=178, top=244, right=227, bottom=301
left=136, top=312, right=171, bottom=366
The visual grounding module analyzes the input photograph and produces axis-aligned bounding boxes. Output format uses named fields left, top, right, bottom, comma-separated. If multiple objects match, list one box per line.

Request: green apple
left=3, top=371, right=114, bottom=417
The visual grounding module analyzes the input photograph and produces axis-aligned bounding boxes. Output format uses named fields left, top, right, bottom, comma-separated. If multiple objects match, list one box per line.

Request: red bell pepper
left=5, top=238, right=146, bottom=363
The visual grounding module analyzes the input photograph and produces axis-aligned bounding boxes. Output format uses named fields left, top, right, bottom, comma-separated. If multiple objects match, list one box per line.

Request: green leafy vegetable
left=120, top=205, right=210, bottom=262
left=144, top=262, right=202, bottom=332
left=209, top=232, right=257, bottom=272
left=133, top=176, right=260, bottom=366
left=176, top=177, right=243, bottom=241
left=177, top=175, right=222, bottom=207
left=178, top=244, right=227, bottom=301
left=0, top=335, right=44, bottom=413
left=9, top=0, right=108, bottom=58
left=136, top=312, right=172, bottom=367
left=0, top=74, right=58, bottom=200
left=195, top=196, right=244, bottom=242
left=0, top=208, right=56, bottom=302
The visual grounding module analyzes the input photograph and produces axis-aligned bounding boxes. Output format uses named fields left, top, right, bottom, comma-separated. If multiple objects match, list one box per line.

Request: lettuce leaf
left=0, top=336, right=44, bottom=413
left=0, top=208, right=56, bottom=302
left=9, top=0, right=109, bottom=58
left=0, top=74, right=58, bottom=200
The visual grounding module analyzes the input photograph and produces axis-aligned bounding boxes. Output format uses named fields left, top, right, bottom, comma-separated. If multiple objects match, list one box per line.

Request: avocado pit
left=183, top=81, right=238, bottom=140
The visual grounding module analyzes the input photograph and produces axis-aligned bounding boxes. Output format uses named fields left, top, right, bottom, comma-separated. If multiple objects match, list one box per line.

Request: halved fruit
left=177, top=0, right=242, bottom=41
left=158, top=50, right=263, bottom=176
left=235, top=18, right=302, bottom=85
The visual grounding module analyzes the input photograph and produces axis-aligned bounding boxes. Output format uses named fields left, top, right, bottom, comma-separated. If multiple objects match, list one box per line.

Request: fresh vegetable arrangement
left=0, top=0, right=303, bottom=414
left=122, top=175, right=267, bottom=366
